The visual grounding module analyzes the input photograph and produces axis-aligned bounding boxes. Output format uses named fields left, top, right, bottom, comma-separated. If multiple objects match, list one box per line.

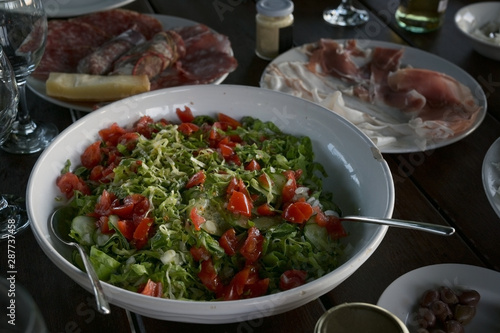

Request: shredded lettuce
left=64, top=115, right=344, bottom=301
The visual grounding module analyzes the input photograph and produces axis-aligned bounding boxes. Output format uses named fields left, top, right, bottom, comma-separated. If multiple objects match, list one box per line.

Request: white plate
left=43, top=0, right=136, bottom=18
left=27, top=15, right=230, bottom=112
left=260, top=40, right=487, bottom=154
left=482, top=137, right=500, bottom=218
left=377, top=264, right=500, bottom=332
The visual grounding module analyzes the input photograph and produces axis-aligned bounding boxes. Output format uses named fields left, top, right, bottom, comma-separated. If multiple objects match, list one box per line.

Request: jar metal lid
left=256, top=0, right=294, bottom=17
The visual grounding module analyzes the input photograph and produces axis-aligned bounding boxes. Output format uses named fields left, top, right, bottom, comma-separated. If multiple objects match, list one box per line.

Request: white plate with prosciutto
left=377, top=264, right=500, bottom=332
left=260, top=39, right=487, bottom=153
left=43, top=0, right=135, bottom=18
left=482, top=137, right=500, bottom=218
left=28, top=9, right=237, bottom=112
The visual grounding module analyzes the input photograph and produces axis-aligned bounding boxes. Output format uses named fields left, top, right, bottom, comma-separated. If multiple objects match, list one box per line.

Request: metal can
left=255, top=0, right=294, bottom=60
left=315, top=303, right=409, bottom=333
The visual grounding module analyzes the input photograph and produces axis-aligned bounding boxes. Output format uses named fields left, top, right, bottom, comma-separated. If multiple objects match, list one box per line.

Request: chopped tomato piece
left=117, top=220, right=135, bottom=240
left=186, top=170, right=206, bottom=188
left=226, top=177, right=238, bottom=196
left=279, top=270, right=307, bottom=290
left=218, top=112, right=241, bottom=129
left=93, top=190, right=117, bottom=216
left=96, top=216, right=112, bottom=234
left=219, top=142, right=234, bottom=158
left=133, top=217, right=154, bottom=242
left=140, top=279, right=163, bottom=297
left=98, top=122, right=127, bottom=147
left=190, top=246, right=211, bottom=262
left=244, top=277, right=270, bottom=298
left=256, top=203, right=276, bottom=216
left=56, top=172, right=91, bottom=199
left=111, top=201, right=134, bottom=219
left=240, top=227, right=264, bottom=263
left=283, top=201, right=313, bottom=224
left=117, top=132, right=140, bottom=151
left=81, top=141, right=102, bottom=169
left=227, top=190, right=253, bottom=217
left=244, top=159, right=261, bottom=171
left=176, top=106, right=195, bottom=123
left=325, top=215, right=348, bottom=239
left=198, top=259, right=222, bottom=293
left=219, top=228, right=239, bottom=256
left=281, top=170, right=297, bottom=203
left=133, top=116, right=155, bottom=139
left=178, top=122, right=200, bottom=135
left=190, top=207, right=206, bottom=230
left=257, top=173, right=273, bottom=189
left=219, top=264, right=269, bottom=300
left=208, top=122, right=223, bottom=142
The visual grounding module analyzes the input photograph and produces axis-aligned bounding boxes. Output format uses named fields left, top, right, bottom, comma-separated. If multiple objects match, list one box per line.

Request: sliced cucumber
left=251, top=216, right=282, bottom=231
left=71, top=216, right=97, bottom=246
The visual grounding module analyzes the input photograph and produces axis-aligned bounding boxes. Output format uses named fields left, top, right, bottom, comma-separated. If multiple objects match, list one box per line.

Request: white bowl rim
left=454, top=2, right=500, bottom=48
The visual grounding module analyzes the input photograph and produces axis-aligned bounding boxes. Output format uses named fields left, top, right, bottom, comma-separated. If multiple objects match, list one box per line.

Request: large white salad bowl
left=27, top=85, right=394, bottom=323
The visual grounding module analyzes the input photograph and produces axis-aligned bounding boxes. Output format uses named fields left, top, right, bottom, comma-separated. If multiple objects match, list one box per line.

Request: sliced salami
left=111, top=31, right=185, bottom=79
left=77, top=29, right=146, bottom=75
left=151, top=24, right=237, bottom=88
left=71, top=9, right=163, bottom=40
left=33, top=20, right=109, bottom=80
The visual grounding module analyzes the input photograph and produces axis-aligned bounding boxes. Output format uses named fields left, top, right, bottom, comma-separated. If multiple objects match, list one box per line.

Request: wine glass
left=0, top=44, right=29, bottom=239
left=323, top=0, right=369, bottom=26
left=0, top=0, right=58, bottom=154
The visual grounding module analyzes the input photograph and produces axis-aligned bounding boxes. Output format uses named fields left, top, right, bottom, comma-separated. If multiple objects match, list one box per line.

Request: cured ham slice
left=306, top=39, right=370, bottom=83
left=387, top=68, right=481, bottom=134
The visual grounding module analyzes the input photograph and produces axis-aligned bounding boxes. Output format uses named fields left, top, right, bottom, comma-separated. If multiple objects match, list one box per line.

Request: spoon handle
left=76, top=244, right=111, bottom=314
left=341, top=216, right=455, bottom=236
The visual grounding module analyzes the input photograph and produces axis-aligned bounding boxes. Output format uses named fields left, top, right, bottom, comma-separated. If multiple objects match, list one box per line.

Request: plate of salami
left=260, top=39, right=487, bottom=153
left=28, top=9, right=237, bottom=111
left=43, top=0, right=135, bottom=18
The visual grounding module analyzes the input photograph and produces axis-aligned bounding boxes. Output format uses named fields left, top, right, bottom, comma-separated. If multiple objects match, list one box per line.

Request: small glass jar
left=395, top=0, right=448, bottom=33
left=255, top=0, right=294, bottom=60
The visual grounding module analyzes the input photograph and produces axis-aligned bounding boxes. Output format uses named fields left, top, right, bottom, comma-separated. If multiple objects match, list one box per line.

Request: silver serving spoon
left=50, top=206, right=111, bottom=314
left=340, top=215, right=455, bottom=236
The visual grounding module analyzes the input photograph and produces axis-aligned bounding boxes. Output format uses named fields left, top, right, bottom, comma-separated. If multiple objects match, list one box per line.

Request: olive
left=458, top=289, right=480, bottom=306
left=430, top=300, right=452, bottom=322
left=421, top=289, right=440, bottom=307
left=418, top=307, right=436, bottom=328
left=445, top=320, right=464, bottom=333
left=439, top=286, right=459, bottom=305
left=417, top=329, right=430, bottom=333
left=454, top=304, right=476, bottom=325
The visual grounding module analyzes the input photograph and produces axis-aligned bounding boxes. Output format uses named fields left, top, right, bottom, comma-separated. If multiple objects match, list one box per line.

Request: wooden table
left=1, top=0, right=499, bottom=332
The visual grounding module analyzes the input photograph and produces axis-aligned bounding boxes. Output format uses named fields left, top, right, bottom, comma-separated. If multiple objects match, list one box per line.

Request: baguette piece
left=46, top=72, right=150, bottom=102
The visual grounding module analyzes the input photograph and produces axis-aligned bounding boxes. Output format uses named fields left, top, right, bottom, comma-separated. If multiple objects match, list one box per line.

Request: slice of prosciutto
left=387, top=68, right=481, bottom=133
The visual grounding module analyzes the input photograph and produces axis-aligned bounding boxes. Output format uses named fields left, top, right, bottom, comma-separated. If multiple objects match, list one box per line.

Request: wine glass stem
left=16, top=82, right=37, bottom=135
